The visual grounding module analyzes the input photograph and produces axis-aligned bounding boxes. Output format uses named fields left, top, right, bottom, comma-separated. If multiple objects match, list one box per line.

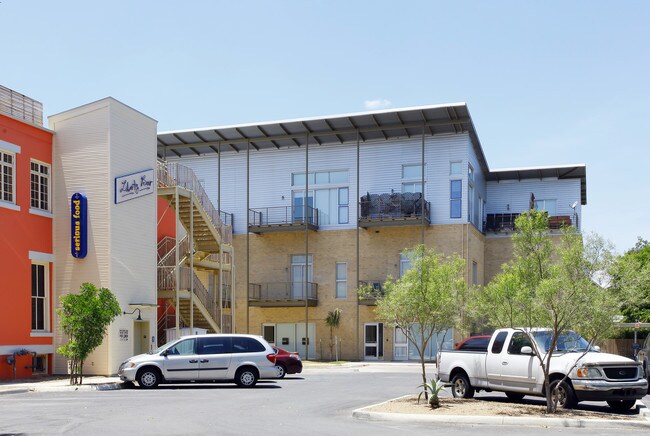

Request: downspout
left=304, top=133, right=310, bottom=360
left=355, top=130, right=360, bottom=361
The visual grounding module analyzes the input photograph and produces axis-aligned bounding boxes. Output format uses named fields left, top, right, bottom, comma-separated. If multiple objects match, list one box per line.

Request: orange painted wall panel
left=157, top=197, right=176, bottom=241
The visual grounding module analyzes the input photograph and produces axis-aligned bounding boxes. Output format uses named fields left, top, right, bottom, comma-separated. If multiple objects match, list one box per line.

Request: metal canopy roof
left=157, top=103, right=490, bottom=173
left=157, top=103, right=587, bottom=205
left=487, top=164, right=587, bottom=205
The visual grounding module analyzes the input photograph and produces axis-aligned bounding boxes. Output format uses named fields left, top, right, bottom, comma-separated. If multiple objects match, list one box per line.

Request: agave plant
left=417, top=379, right=447, bottom=409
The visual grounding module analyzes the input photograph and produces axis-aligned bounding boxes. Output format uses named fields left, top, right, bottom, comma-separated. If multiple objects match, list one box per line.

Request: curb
left=0, top=388, right=31, bottom=395
left=352, top=398, right=650, bottom=429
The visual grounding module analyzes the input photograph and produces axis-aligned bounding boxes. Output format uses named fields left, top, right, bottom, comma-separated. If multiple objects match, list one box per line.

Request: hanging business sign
left=71, top=192, right=88, bottom=259
left=115, top=169, right=154, bottom=204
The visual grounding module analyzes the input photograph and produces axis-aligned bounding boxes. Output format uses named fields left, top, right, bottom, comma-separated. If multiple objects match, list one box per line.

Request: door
left=162, top=338, right=199, bottom=381
left=197, top=336, right=232, bottom=380
left=498, top=331, right=538, bottom=391
left=393, top=327, right=408, bottom=361
left=364, top=323, right=383, bottom=360
left=295, top=323, right=316, bottom=359
left=291, top=255, right=312, bottom=299
left=133, top=321, right=150, bottom=355
left=292, top=190, right=314, bottom=223
left=485, top=330, right=509, bottom=388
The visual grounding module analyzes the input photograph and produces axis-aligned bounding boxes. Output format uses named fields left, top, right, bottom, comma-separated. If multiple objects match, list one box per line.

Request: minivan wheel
left=235, top=367, right=258, bottom=387
left=137, top=367, right=161, bottom=389
left=277, top=363, right=287, bottom=379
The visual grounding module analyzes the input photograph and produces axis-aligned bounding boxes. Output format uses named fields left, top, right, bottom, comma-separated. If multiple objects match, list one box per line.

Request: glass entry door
left=364, top=323, right=383, bottom=360
left=291, top=255, right=312, bottom=299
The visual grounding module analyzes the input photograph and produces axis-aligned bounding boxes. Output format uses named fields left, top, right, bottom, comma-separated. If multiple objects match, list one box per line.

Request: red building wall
left=0, top=114, right=54, bottom=379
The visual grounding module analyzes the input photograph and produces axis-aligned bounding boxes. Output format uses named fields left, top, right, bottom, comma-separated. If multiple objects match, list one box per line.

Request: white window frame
left=450, top=161, right=463, bottom=176
left=292, top=170, right=349, bottom=226
left=1, top=148, right=16, bottom=205
left=30, top=159, right=51, bottom=212
left=402, top=164, right=425, bottom=194
left=450, top=179, right=462, bottom=219
left=335, top=262, right=347, bottom=299
left=262, top=324, right=276, bottom=345
left=534, top=199, right=557, bottom=216
left=399, top=253, right=412, bottom=278
left=31, top=262, right=50, bottom=332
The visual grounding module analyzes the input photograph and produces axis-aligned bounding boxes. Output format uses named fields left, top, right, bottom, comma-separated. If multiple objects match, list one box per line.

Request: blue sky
left=3, top=0, right=648, bottom=252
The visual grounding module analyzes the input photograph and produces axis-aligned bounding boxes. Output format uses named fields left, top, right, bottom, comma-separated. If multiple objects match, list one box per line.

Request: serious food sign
left=71, top=192, right=88, bottom=258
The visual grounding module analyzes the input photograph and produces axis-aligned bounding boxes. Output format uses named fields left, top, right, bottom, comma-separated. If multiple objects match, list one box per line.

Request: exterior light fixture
left=123, top=308, right=142, bottom=321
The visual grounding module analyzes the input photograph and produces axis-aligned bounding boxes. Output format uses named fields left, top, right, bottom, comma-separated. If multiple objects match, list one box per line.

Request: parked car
left=118, top=334, right=280, bottom=388
left=637, top=334, right=650, bottom=393
left=272, top=347, right=303, bottom=378
left=439, top=328, right=647, bottom=411
left=455, top=335, right=491, bottom=351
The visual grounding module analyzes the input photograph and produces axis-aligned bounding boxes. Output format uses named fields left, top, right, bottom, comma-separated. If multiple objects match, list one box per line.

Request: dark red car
left=455, top=335, right=491, bottom=352
left=272, top=347, right=303, bottom=378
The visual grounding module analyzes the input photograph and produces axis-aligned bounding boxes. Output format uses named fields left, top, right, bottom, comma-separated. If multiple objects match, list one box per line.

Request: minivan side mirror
left=161, top=349, right=169, bottom=357
left=520, top=346, right=534, bottom=355
left=592, top=345, right=601, bottom=352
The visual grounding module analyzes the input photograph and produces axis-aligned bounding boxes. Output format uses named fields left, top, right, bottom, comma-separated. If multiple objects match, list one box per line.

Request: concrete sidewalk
left=0, top=375, right=123, bottom=395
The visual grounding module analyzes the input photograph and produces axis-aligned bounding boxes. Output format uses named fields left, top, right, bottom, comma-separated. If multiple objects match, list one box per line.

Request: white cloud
left=364, top=99, right=392, bottom=110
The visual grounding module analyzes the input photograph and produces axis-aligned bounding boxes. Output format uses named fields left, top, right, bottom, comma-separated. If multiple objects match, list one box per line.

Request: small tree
left=611, top=237, right=650, bottom=322
left=365, top=244, right=466, bottom=399
left=57, top=283, right=121, bottom=385
left=325, top=308, right=342, bottom=361
left=475, top=211, right=618, bottom=413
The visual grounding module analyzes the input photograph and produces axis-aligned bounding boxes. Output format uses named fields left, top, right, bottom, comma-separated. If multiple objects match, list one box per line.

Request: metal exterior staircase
left=156, top=161, right=234, bottom=340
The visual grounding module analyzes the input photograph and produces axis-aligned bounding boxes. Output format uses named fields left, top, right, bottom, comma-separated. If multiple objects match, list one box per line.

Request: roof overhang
left=157, top=103, right=490, bottom=175
left=487, top=164, right=587, bottom=205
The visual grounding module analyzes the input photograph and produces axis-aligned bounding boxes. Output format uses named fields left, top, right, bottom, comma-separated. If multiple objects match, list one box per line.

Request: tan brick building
left=158, top=104, right=586, bottom=362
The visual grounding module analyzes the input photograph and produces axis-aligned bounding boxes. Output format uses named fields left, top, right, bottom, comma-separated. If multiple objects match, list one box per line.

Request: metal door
left=364, top=323, right=383, bottom=360
left=162, top=338, right=199, bottom=381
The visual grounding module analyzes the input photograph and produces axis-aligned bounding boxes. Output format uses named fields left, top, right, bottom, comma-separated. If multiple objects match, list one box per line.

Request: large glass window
left=399, top=253, right=412, bottom=277
left=1, top=150, right=15, bottom=203
left=450, top=180, right=462, bottom=219
left=450, top=161, right=462, bottom=176
left=335, top=262, right=347, bottom=298
left=402, top=164, right=424, bottom=194
left=31, top=263, right=48, bottom=331
left=292, top=170, right=349, bottom=225
left=291, top=254, right=313, bottom=298
left=30, top=161, right=50, bottom=211
left=534, top=199, right=557, bottom=216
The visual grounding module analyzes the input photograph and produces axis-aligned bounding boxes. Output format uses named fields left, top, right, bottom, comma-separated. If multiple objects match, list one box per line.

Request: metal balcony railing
left=249, top=206, right=319, bottom=227
left=359, top=192, right=430, bottom=222
left=484, top=213, right=576, bottom=232
left=248, top=282, right=318, bottom=301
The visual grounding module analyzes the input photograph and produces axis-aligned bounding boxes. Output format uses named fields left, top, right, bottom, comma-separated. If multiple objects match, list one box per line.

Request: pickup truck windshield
left=531, top=331, right=591, bottom=353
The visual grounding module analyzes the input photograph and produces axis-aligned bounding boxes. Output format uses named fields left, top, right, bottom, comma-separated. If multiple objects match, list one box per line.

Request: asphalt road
left=0, top=365, right=648, bottom=435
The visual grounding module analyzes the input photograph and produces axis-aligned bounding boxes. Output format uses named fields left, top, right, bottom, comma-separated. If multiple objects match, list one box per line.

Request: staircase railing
left=158, top=235, right=189, bottom=268
left=157, top=161, right=233, bottom=245
left=158, top=266, right=218, bottom=323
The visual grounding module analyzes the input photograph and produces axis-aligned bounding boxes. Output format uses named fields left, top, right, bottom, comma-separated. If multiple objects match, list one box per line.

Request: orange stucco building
left=0, top=91, right=55, bottom=379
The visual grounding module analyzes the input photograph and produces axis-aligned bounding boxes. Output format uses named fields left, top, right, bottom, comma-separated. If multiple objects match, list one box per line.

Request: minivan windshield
left=531, top=330, right=592, bottom=354
left=152, top=339, right=181, bottom=354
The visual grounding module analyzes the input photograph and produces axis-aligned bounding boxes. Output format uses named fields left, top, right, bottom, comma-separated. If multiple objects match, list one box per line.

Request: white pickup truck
left=438, top=328, right=648, bottom=411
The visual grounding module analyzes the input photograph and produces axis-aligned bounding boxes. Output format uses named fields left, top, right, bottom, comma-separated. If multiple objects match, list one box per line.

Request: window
left=507, top=332, right=533, bottom=355
left=335, top=262, right=347, bottom=298
left=262, top=325, right=276, bottom=344
left=491, top=331, right=508, bottom=354
left=402, top=164, right=424, bottom=194
left=450, top=180, right=462, bottom=219
left=399, top=253, right=412, bottom=277
left=472, top=261, right=478, bottom=286
left=450, top=161, right=462, bottom=176
left=32, top=355, right=47, bottom=374
left=468, top=164, right=474, bottom=182
left=232, top=336, right=266, bottom=353
left=31, top=263, right=48, bottom=331
left=468, top=183, right=474, bottom=224
left=293, top=170, right=349, bottom=225
left=1, top=150, right=15, bottom=203
left=534, top=199, right=557, bottom=216
left=199, top=336, right=231, bottom=355
left=291, top=254, right=313, bottom=298
left=167, top=338, right=196, bottom=355
left=30, top=161, right=50, bottom=211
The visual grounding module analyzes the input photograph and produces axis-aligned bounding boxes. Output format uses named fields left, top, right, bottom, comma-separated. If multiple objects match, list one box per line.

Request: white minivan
left=118, top=334, right=281, bottom=388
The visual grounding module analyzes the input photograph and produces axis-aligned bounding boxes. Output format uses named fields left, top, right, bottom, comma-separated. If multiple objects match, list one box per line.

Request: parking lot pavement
left=0, top=375, right=122, bottom=394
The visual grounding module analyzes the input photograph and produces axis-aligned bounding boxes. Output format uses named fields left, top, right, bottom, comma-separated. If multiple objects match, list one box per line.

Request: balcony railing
left=359, top=192, right=430, bottom=228
left=485, top=213, right=575, bottom=233
left=358, top=280, right=385, bottom=305
left=248, top=282, right=318, bottom=307
left=248, top=206, right=319, bottom=233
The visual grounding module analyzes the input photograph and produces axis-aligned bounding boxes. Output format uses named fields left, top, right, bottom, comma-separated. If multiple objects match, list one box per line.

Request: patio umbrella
left=529, top=192, right=535, bottom=210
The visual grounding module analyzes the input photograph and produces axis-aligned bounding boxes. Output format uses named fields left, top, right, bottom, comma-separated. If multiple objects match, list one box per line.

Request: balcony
left=358, top=280, right=385, bottom=305
left=248, top=206, right=319, bottom=234
left=248, top=282, right=318, bottom=307
left=485, top=213, right=575, bottom=233
left=359, top=192, right=430, bottom=228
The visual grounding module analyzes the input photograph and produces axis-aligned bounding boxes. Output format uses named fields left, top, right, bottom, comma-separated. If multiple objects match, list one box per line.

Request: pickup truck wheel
left=549, top=379, right=576, bottom=409
left=505, top=392, right=525, bottom=401
left=451, top=373, right=475, bottom=399
left=607, top=400, right=636, bottom=412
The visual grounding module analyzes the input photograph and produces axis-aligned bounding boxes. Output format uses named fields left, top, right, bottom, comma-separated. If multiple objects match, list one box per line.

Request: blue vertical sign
left=71, top=193, right=88, bottom=258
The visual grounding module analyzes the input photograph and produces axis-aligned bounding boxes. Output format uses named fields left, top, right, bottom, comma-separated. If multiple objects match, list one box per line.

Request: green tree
left=475, top=211, right=618, bottom=413
left=365, top=244, right=466, bottom=398
left=611, top=237, right=650, bottom=322
left=57, top=283, right=121, bottom=385
left=325, top=308, right=341, bottom=361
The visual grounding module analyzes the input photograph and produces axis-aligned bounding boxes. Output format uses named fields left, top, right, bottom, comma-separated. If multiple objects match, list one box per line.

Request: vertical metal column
left=304, top=133, right=310, bottom=360
left=190, top=197, right=194, bottom=331
left=246, top=140, right=250, bottom=334
left=421, top=125, right=426, bottom=244
left=355, top=130, right=360, bottom=360
left=218, top=141, right=223, bottom=332
left=175, top=186, right=180, bottom=339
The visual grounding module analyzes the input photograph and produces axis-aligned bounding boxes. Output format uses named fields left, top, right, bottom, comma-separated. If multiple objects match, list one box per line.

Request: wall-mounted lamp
left=124, top=308, right=142, bottom=321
